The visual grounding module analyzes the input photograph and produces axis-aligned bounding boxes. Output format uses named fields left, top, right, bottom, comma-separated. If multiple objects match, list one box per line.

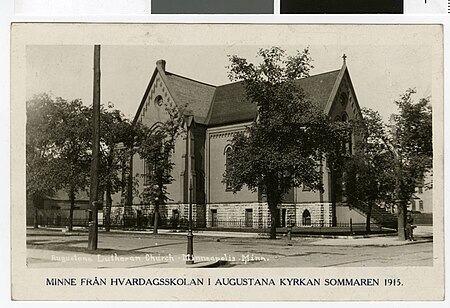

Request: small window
left=154, top=95, right=163, bottom=107
left=418, top=186, right=423, bottom=194
left=419, top=200, right=424, bottom=211
left=302, top=209, right=311, bottom=226
left=339, top=93, right=348, bottom=107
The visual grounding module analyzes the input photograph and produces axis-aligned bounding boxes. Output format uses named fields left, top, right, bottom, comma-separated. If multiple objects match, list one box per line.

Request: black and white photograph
left=10, top=23, right=444, bottom=300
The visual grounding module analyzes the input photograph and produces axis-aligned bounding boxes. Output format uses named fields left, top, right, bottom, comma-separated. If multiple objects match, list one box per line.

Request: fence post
left=350, top=218, right=353, bottom=235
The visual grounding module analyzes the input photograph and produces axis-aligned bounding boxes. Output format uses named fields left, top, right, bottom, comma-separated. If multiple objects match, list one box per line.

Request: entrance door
left=245, top=209, right=253, bottom=228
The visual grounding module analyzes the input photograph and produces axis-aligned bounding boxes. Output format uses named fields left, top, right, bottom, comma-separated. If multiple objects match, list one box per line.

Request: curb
left=290, top=233, right=396, bottom=240
left=185, top=260, right=222, bottom=268
left=310, top=238, right=433, bottom=247
left=29, top=227, right=396, bottom=240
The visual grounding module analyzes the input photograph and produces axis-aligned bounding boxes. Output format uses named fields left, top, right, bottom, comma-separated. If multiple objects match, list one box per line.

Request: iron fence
left=31, top=215, right=387, bottom=235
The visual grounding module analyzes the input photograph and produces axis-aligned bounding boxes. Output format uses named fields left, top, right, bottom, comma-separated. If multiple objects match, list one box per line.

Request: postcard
left=10, top=23, right=444, bottom=301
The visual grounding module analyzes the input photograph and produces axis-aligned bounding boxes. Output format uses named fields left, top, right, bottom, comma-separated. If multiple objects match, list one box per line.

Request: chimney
left=156, top=59, right=166, bottom=72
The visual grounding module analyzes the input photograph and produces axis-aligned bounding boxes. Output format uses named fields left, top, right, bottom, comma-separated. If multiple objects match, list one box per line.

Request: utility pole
left=88, top=44, right=101, bottom=250
left=186, top=179, right=194, bottom=264
left=185, top=114, right=194, bottom=264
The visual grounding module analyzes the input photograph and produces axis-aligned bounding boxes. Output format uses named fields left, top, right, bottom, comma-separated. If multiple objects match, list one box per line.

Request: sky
left=26, top=44, right=432, bottom=121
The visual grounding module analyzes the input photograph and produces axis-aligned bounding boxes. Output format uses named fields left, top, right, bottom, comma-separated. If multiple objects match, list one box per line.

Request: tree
left=26, top=94, right=63, bottom=227
left=344, top=90, right=432, bottom=239
left=342, top=108, right=396, bottom=232
left=26, top=94, right=92, bottom=231
left=224, top=47, right=347, bottom=239
left=48, top=98, right=92, bottom=231
left=98, top=104, right=135, bottom=232
left=390, top=89, right=432, bottom=240
left=137, top=101, right=185, bottom=234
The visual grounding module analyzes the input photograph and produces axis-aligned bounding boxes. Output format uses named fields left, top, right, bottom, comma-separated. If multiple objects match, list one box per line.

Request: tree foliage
left=26, top=94, right=63, bottom=199
left=26, top=94, right=64, bottom=227
left=390, top=89, right=432, bottom=240
left=343, top=90, right=432, bottom=239
left=137, top=100, right=185, bottom=233
left=224, top=47, right=347, bottom=238
left=390, top=89, right=433, bottom=198
left=98, top=104, right=135, bottom=231
left=26, top=94, right=136, bottom=231
left=27, top=94, right=92, bottom=230
left=343, top=108, right=396, bottom=231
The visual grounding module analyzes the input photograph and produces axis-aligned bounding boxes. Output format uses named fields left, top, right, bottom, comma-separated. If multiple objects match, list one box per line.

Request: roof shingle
left=207, top=69, right=341, bottom=127
left=165, top=72, right=216, bottom=125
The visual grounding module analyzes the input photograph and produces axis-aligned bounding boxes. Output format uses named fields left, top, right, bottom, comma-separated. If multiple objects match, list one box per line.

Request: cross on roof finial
left=342, top=53, right=347, bottom=64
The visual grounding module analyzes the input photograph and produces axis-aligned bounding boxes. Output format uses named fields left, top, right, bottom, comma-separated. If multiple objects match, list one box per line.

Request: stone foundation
left=111, top=202, right=332, bottom=229
left=295, top=203, right=333, bottom=227
left=206, top=202, right=333, bottom=228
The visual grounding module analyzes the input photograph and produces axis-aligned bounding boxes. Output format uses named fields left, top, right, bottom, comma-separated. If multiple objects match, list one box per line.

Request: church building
left=124, top=57, right=377, bottom=229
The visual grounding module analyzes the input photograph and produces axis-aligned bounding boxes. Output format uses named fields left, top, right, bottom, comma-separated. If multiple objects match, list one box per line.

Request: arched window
left=224, top=145, right=233, bottom=191
left=143, top=125, right=166, bottom=186
left=149, top=122, right=163, bottom=133
left=302, top=209, right=311, bottom=226
left=340, top=112, right=352, bottom=156
left=339, top=92, right=348, bottom=108
left=341, top=112, right=348, bottom=122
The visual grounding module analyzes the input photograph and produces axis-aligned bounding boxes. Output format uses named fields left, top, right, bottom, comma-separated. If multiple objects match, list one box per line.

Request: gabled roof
left=206, top=81, right=256, bottom=127
left=297, top=69, right=341, bottom=111
left=207, top=69, right=341, bottom=127
left=133, top=62, right=216, bottom=126
left=165, top=72, right=216, bottom=125
left=135, top=60, right=345, bottom=128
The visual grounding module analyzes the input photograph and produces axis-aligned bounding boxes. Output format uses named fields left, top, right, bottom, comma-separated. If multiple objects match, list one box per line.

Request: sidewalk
left=27, top=226, right=433, bottom=268
left=309, top=225, right=433, bottom=246
left=28, top=225, right=433, bottom=246
left=30, top=226, right=265, bottom=238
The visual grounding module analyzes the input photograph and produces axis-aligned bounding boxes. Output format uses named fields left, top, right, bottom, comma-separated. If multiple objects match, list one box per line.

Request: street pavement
left=26, top=226, right=433, bottom=268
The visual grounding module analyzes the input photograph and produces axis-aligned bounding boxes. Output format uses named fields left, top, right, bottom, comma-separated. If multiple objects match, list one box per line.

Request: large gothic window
left=143, top=125, right=166, bottom=186
left=143, top=159, right=154, bottom=186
